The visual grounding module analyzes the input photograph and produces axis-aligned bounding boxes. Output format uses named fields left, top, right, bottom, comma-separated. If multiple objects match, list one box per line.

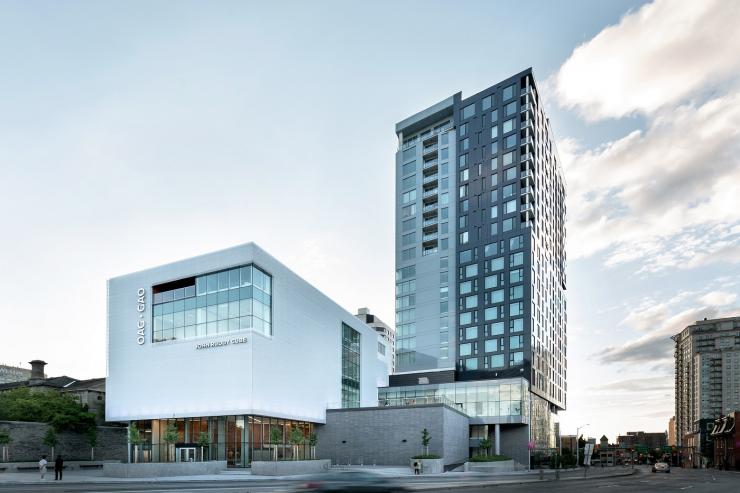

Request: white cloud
left=554, top=0, right=740, bottom=120
left=699, top=291, right=737, bottom=307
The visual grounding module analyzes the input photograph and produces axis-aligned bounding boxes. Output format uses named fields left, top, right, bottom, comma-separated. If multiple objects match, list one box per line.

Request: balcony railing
left=423, top=144, right=438, bottom=155
left=423, top=218, right=438, bottom=227
left=521, top=119, right=532, bottom=130
left=423, top=159, right=438, bottom=169
left=423, top=188, right=439, bottom=198
left=400, top=123, right=453, bottom=151
left=423, top=204, right=438, bottom=213
left=521, top=152, right=533, bottom=164
left=422, top=233, right=439, bottom=242
left=423, top=173, right=438, bottom=184
left=521, top=103, right=532, bottom=114
left=521, top=135, right=533, bottom=146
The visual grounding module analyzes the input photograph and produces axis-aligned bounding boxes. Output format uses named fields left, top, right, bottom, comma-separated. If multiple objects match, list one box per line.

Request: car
left=652, top=461, right=670, bottom=473
left=302, top=470, right=409, bottom=492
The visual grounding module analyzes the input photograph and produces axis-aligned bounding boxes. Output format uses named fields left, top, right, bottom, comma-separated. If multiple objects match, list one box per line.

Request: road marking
left=679, top=486, right=694, bottom=490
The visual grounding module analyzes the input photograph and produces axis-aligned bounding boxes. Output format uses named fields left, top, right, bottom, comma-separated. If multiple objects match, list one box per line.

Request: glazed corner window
left=482, top=95, right=493, bottom=111
left=402, top=161, right=416, bottom=175
left=402, top=175, right=415, bottom=190
left=503, top=84, right=515, bottom=101
left=402, top=146, right=416, bottom=162
left=402, top=189, right=417, bottom=205
left=461, top=103, right=475, bottom=119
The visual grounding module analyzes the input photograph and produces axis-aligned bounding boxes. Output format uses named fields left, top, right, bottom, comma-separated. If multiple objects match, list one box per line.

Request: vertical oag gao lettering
left=136, top=287, right=146, bottom=345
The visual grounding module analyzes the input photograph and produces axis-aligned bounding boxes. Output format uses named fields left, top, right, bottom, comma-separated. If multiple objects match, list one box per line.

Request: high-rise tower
left=387, top=68, right=567, bottom=461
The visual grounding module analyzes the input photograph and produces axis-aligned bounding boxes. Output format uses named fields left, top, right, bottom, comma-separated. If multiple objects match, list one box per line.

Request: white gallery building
left=106, top=243, right=390, bottom=467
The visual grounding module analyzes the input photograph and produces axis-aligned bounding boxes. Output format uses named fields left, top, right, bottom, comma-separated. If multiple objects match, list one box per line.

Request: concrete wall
left=251, top=459, right=330, bottom=476
left=0, top=421, right=127, bottom=462
left=317, top=404, right=468, bottom=466
left=499, top=424, right=529, bottom=466
left=104, top=461, right=226, bottom=477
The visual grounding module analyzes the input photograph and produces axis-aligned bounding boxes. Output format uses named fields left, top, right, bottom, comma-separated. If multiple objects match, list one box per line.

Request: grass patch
left=469, top=454, right=511, bottom=462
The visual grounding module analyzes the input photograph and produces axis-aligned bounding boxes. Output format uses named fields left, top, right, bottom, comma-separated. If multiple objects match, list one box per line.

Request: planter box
left=410, top=458, right=444, bottom=474
left=103, top=461, right=227, bottom=477
left=464, top=459, right=520, bottom=473
left=251, top=459, right=331, bottom=476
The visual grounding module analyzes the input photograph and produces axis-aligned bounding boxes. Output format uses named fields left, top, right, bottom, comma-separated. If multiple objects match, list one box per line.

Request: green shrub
left=0, top=388, right=96, bottom=434
left=470, top=454, right=511, bottom=462
left=412, top=454, right=441, bottom=459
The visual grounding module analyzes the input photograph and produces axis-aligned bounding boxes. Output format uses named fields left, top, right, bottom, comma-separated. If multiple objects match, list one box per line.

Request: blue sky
left=1, top=0, right=739, bottom=442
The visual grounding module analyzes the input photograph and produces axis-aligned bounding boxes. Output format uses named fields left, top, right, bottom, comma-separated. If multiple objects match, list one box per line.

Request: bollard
left=539, top=468, right=544, bottom=480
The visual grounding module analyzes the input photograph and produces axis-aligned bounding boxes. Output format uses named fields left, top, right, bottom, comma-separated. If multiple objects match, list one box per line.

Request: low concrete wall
left=103, top=461, right=227, bottom=477
left=464, top=459, right=522, bottom=473
left=411, top=458, right=444, bottom=474
left=0, top=460, right=120, bottom=472
left=251, top=460, right=331, bottom=476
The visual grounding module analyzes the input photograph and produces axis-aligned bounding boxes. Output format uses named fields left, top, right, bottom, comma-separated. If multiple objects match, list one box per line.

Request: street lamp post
left=576, top=424, right=589, bottom=468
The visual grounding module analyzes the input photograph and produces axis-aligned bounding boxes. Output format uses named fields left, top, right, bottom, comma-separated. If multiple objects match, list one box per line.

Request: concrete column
left=495, top=424, right=501, bottom=455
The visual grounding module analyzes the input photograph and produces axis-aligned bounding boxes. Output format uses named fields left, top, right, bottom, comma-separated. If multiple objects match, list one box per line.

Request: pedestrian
left=54, top=455, right=64, bottom=480
left=413, top=460, right=420, bottom=475
left=38, top=455, right=48, bottom=479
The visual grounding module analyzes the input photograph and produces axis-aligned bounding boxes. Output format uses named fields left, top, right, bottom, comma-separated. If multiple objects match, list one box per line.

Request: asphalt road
left=0, top=467, right=737, bottom=493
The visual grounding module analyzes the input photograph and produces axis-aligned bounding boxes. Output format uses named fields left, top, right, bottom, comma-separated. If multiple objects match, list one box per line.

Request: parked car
left=302, top=470, right=409, bottom=492
left=652, top=461, right=671, bottom=473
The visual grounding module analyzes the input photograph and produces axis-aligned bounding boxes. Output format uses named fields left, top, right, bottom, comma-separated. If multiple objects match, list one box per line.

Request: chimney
left=28, top=360, right=47, bottom=384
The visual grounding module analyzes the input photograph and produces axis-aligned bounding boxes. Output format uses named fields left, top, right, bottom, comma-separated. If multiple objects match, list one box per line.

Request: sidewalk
left=0, top=464, right=637, bottom=485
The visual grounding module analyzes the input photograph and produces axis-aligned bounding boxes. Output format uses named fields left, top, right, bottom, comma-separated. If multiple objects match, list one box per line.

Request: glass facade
left=378, top=378, right=529, bottom=420
left=341, top=323, right=361, bottom=408
left=152, top=264, right=272, bottom=342
left=130, top=416, right=314, bottom=468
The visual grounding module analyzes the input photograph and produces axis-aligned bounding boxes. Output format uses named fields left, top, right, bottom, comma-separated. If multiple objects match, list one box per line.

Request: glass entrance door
left=177, top=447, right=196, bottom=462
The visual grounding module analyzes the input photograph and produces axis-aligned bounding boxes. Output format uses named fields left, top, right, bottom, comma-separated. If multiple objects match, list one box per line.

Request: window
left=491, top=173, right=498, bottom=187
left=490, top=205, right=498, bottom=219
left=440, top=147, right=449, bottom=160
left=503, top=84, right=515, bottom=101
left=489, top=257, right=505, bottom=271
left=503, top=151, right=514, bottom=166
left=511, top=252, right=523, bottom=268
left=503, top=218, right=515, bottom=232
left=460, top=137, right=469, bottom=151
left=509, top=351, right=524, bottom=366
left=459, top=312, right=472, bottom=325
left=490, top=354, right=505, bottom=368
left=396, top=265, right=416, bottom=281
left=459, top=215, right=468, bottom=229
left=503, top=184, right=515, bottom=198
left=401, top=247, right=415, bottom=261
left=510, top=285, right=523, bottom=300
left=509, top=268, right=523, bottom=283
left=504, top=101, right=517, bottom=116
left=459, top=184, right=468, bottom=198
left=504, top=200, right=517, bottom=214
left=466, top=326, right=478, bottom=339
left=489, top=289, right=503, bottom=303
left=402, top=204, right=416, bottom=218
left=484, top=275, right=498, bottom=289
left=440, top=192, right=449, bottom=205
left=503, top=118, right=515, bottom=133
left=459, top=280, right=472, bottom=295
left=460, top=169, right=469, bottom=182
left=460, top=199, right=469, bottom=213
left=396, top=279, right=416, bottom=295
left=510, top=318, right=524, bottom=333
left=402, top=189, right=417, bottom=205
left=510, top=302, right=524, bottom=316
left=485, top=339, right=499, bottom=352
left=342, top=323, right=361, bottom=408
left=488, top=321, right=504, bottom=335
left=505, top=167, right=517, bottom=181
left=402, top=146, right=416, bottom=162
left=459, top=123, right=468, bottom=137
left=402, top=161, right=416, bottom=175
left=440, top=286, right=448, bottom=299
left=378, top=342, right=386, bottom=355
left=402, top=175, right=415, bottom=189
left=465, top=263, right=478, bottom=278
left=491, top=109, right=498, bottom=121
left=484, top=307, right=500, bottom=321
left=461, top=103, right=475, bottom=119
left=465, top=358, right=479, bottom=370
left=484, top=242, right=498, bottom=257
left=504, top=134, right=517, bottom=149
left=465, top=295, right=478, bottom=309
left=458, top=153, right=468, bottom=167
left=459, top=231, right=469, bottom=244
left=491, top=125, right=499, bottom=139
left=482, top=95, right=493, bottom=110
left=509, top=235, right=523, bottom=250
left=402, top=232, right=416, bottom=246
left=402, top=217, right=416, bottom=231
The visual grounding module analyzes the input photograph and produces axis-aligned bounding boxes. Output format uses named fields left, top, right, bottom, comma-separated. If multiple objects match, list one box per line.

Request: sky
left=1, top=0, right=739, bottom=443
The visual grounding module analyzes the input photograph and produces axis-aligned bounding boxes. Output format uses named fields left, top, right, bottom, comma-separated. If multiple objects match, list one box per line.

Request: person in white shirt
left=38, top=455, right=48, bottom=479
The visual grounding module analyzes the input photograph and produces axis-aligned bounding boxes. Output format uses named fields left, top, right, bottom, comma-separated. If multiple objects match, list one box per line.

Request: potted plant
left=197, top=432, right=210, bottom=462
left=0, top=430, right=11, bottom=462
left=129, top=426, right=143, bottom=463
left=163, top=423, right=179, bottom=462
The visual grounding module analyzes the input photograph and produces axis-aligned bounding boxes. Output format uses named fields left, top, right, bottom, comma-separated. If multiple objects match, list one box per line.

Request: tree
left=86, top=427, right=98, bottom=461
left=163, top=423, right=179, bottom=462
left=197, top=432, right=210, bottom=462
left=421, top=428, right=431, bottom=456
left=479, top=438, right=492, bottom=456
left=0, top=430, right=12, bottom=462
left=43, top=428, right=58, bottom=459
left=129, top=426, right=143, bottom=463
left=0, top=388, right=96, bottom=434
left=288, top=427, right=306, bottom=461
left=308, top=433, right=318, bottom=460
left=269, top=427, right=282, bottom=461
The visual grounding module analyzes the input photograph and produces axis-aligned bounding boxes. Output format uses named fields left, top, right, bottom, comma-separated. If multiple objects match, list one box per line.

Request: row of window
left=459, top=351, right=524, bottom=370
left=458, top=302, right=527, bottom=325
left=459, top=83, right=518, bottom=121
left=460, top=335, right=523, bottom=356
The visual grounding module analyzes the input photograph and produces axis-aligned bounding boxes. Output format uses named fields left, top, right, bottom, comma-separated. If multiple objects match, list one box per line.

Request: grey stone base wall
left=317, top=404, right=469, bottom=466
left=251, top=459, right=331, bottom=476
left=0, top=420, right=127, bottom=462
left=104, top=461, right=226, bottom=477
